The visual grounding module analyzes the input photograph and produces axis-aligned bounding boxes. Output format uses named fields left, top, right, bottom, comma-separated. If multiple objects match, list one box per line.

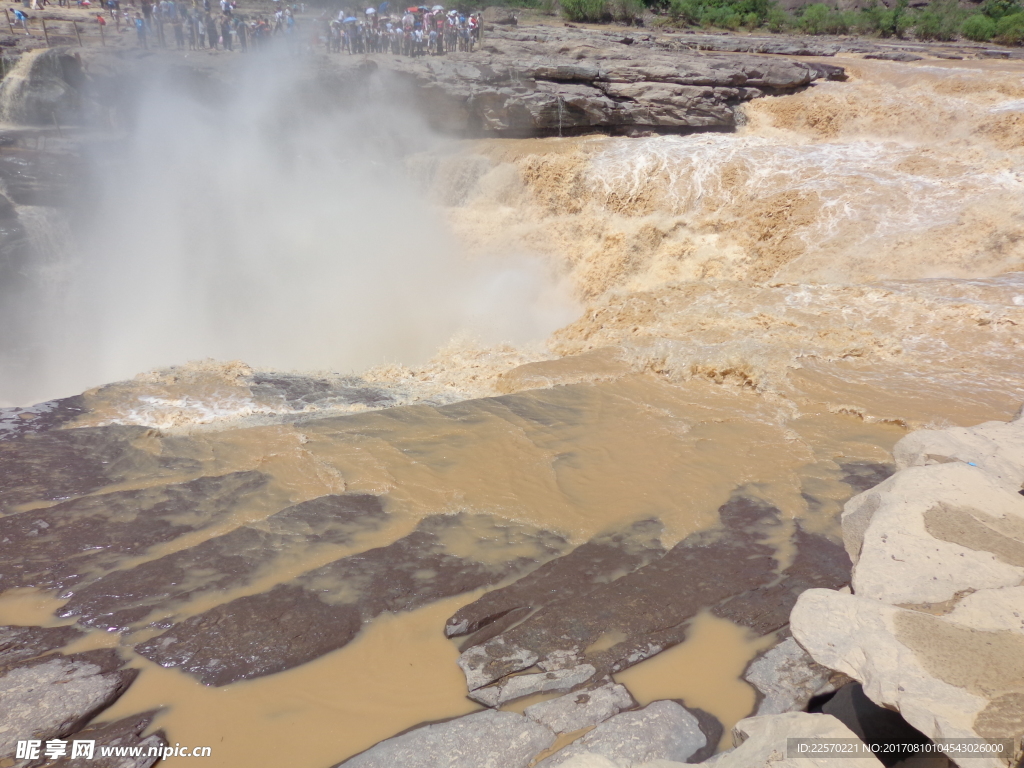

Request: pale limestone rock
left=335, top=709, right=555, bottom=768
left=893, top=419, right=1024, bottom=488
left=841, top=463, right=1024, bottom=605
left=792, top=589, right=1022, bottom=768
left=744, top=637, right=842, bottom=716
left=537, top=701, right=708, bottom=767
left=699, top=712, right=884, bottom=768
left=470, top=665, right=598, bottom=707
left=525, top=683, right=636, bottom=733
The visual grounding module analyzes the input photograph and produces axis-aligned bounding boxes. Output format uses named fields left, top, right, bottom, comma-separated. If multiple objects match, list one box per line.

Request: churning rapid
left=1, top=47, right=1023, bottom=768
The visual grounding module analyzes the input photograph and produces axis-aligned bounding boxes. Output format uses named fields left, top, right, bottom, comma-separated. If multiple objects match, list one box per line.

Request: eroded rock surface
left=0, top=425, right=199, bottom=509
left=136, top=513, right=567, bottom=685
left=700, top=712, right=884, bottom=768
left=455, top=494, right=850, bottom=705
left=744, top=636, right=847, bottom=717
left=525, top=682, right=636, bottom=734
left=792, top=412, right=1024, bottom=768
left=0, top=470, right=269, bottom=594
left=0, top=649, right=138, bottom=757
left=45, top=710, right=167, bottom=768
left=0, top=625, right=84, bottom=671
left=59, top=493, right=388, bottom=631
left=537, top=700, right=717, bottom=766
left=361, top=27, right=828, bottom=136
left=334, top=709, right=556, bottom=768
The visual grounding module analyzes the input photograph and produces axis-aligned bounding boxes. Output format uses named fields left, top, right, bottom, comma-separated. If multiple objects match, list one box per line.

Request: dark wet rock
left=814, top=683, right=933, bottom=768
left=455, top=495, right=851, bottom=705
left=524, top=682, right=636, bottom=734
left=0, top=625, right=84, bottom=671
left=0, top=649, right=138, bottom=757
left=0, top=425, right=200, bottom=510
left=744, top=635, right=849, bottom=716
left=134, top=584, right=363, bottom=687
left=249, top=374, right=393, bottom=409
left=334, top=709, right=555, bottom=768
left=710, top=524, right=852, bottom=634
left=445, top=519, right=666, bottom=645
left=43, top=710, right=167, bottom=768
left=0, top=48, right=85, bottom=126
left=0, top=470, right=269, bottom=594
left=0, top=396, right=88, bottom=441
left=864, top=51, right=924, bottom=62
left=537, top=700, right=716, bottom=766
left=804, top=62, right=848, bottom=82
left=136, top=513, right=567, bottom=686
left=838, top=461, right=896, bottom=494
left=0, top=144, right=87, bottom=208
left=58, top=493, right=387, bottom=631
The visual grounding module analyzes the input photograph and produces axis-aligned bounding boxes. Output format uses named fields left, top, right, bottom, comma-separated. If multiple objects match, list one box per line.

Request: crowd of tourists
left=322, top=5, right=480, bottom=56
left=63, top=0, right=481, bottom=54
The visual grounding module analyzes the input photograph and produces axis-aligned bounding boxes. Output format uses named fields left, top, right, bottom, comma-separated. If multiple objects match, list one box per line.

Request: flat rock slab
left=0, top=425, right=198, bottom=510
left=0, top=625, right=84, bottom=671
left=456, top=494, right=850, bottom=704
left=537, top=700, right=713, bottom=766
left=0, top=649, right=138, bottom=757
left=334, top=709, right=555, bottom=768
left=0, top=470, right=270, bottom=595
left=445, top=519, right=666, bottom=646
left=58, top=493, right=387, bottom=631
left=525, top=682, right=636, bottom=734
left=136, top=513, right=567, bottom=685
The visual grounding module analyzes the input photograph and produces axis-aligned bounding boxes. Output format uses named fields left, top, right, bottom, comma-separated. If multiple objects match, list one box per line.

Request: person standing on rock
left=173, top=14, right=184, bottom=47
left=205, top=11, right=218, bottom=47
left=134, top=11, right=148, bottom=46
left=220, top=13, right=231, bottom=48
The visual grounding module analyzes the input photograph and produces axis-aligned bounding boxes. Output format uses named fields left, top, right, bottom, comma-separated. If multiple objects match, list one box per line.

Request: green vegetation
left=558, top=0, right=1024, bottom=46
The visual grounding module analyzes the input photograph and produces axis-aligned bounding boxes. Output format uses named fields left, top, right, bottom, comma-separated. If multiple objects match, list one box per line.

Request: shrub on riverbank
left=641, top=0, right=1024, bottom=44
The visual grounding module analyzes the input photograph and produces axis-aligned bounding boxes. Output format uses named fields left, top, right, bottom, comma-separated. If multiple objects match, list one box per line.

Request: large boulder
left=892, top=416, right=1024, bottom=489
left=701, top=712, right=885, bottom=768
left=792, top=588, right=1022, bottom=768
left=840, top=462, right=1024, bottom=606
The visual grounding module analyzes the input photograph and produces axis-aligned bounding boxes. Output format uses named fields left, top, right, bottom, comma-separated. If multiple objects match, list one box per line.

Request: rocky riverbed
left=2, top=403, right=1022, bottom=767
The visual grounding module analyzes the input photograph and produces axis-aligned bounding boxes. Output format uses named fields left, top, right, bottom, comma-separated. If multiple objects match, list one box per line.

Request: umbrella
left=365, top=7, right=375, bottom=12
left=431, top=4, right=443, bottom=10
left=406, top=6, right=417, bottom=11
left=344, top=16, right=357, bottom=21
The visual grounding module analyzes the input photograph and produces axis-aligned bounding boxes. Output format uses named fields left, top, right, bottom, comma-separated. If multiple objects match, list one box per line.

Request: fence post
left=41, top=18, right=50, bottom=46
left=99, top=20, right=105, bottom=44
left=3, top=9, right=13, bottom=35
left=74, top=20, right=82, bottom=45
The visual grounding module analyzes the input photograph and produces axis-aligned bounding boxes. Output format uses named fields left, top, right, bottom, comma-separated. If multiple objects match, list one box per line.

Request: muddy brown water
left=2, top=53, right=1024, bottom=767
